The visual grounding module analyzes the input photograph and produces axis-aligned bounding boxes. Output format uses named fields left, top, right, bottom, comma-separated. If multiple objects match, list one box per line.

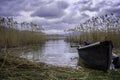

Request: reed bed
left=0, top=17, right=46, bottom=49
left=66, top=13, right=120, bottom=48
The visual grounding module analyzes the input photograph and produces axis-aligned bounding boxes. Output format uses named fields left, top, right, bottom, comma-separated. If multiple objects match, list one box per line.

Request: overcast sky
left=0, top=0, right=120, bottom=34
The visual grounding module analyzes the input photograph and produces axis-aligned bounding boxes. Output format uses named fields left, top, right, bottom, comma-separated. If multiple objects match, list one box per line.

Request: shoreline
left=0, top=51, right=120, bottom=80
left=0, top=52, right=85, bottom=80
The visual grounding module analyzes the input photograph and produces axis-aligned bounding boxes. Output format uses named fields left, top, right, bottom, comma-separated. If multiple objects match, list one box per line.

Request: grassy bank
left=0, top=52, right=120, bottom=80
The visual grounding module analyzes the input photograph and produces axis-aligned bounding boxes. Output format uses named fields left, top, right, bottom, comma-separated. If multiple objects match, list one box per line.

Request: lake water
left=20, top=40, right=79, bottom=67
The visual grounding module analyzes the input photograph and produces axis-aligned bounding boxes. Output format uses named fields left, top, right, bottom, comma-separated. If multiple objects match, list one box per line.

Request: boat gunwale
left=78, top=42, right=100, bottom=50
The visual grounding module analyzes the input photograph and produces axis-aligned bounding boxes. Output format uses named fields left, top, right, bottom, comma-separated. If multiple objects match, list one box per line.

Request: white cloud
left=43, top=29, right=65, bottom=34
left=1, top=0, right=120, bottom=34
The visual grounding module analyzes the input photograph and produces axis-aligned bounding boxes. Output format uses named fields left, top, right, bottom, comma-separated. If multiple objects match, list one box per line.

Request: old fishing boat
left=77, top=41, right=113, bottom=71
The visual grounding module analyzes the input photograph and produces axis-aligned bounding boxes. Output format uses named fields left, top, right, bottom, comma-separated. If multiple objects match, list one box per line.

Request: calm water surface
left=20, top=40, right=78, bottom=67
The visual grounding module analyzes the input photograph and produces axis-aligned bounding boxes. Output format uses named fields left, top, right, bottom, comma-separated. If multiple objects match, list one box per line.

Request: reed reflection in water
left=20, top=40, right=78, bottom=67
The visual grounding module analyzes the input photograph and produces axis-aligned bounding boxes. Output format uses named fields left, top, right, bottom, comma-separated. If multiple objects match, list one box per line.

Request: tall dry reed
left=66, top=13, right=120, bottom=48
left=0, top=17, right=46, bottom=48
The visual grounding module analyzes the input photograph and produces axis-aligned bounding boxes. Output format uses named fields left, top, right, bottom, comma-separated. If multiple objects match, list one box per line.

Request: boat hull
left=77, top=41, right=112, bottom=71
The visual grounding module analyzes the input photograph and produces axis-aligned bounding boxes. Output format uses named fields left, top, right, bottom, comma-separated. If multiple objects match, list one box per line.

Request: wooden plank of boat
left=77, top=41, right=112, bottom=71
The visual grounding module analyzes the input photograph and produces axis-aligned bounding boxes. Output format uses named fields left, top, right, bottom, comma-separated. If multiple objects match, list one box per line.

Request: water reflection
left=20, top=40, right=78, bottom=67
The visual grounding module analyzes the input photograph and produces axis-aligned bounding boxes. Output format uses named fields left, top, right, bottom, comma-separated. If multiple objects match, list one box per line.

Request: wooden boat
left=77, top=41, right=113, bottom=71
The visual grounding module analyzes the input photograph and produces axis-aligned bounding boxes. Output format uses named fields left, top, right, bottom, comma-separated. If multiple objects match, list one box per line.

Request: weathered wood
left=77, top=41, right=112, bottom=71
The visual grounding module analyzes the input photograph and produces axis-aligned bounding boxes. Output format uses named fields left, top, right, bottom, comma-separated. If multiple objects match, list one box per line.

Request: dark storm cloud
left=31, top=6, right=65, bottom=18
left=31, top=1, right=69, bottom=18
left=81, top=13, right=89, bottom=18
left=0, top=0, right=46, bottom=16
left=74, top=0, right=90, bottom=5
left=0, top=0, right=120, bottom=34
left=113, top=2, right=120, bottom=6
left=29, top=0, right=54, bottom=9
left=0, top=0, right=25, bottom=16
left=77, top=0, right=101, bottom=12
left=100, top=1, right=120, bottom=16
left=80, top=6, right=98, bottom=12
left=57, top=1, right=69, bottom=9
left=59, top=10, right=89, bottom=24
left=0, top=0, right=14, bottom=3
left=100, top=7, right=120, bottom=17
left=74, top=0, right=96, bottom=11
left=96, top=1, right=120, bottom=17
left=73, top=0, right=120, bottom=17
left=25, top=0, right=120, bottom=33
left=0, top=0, right=120, bottom=18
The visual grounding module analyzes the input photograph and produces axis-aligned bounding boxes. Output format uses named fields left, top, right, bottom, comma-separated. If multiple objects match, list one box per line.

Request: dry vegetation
left=0, top=17, right=46, bottom=49
left=66, top=13, right=120, bottom=48
left=1, top=14, right=120, bottom=80
left=0, top=52, right=120, bottom=80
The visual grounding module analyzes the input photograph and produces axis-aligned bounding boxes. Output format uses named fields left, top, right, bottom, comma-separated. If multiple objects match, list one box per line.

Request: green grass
left=1, top=52, right=120, bottom=80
